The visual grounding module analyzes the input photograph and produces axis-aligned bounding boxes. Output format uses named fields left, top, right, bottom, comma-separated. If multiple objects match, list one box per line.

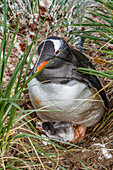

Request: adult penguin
left=27, top=36, right=110, bottom=142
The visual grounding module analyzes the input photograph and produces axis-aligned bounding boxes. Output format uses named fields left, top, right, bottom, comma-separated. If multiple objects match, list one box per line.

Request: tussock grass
left=0, top=0, right=113, bottom=169
left=0, top=0, right=90, bottom=169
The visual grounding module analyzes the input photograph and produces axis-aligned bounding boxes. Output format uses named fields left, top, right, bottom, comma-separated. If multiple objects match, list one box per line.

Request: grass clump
left=0, top=0, right=90, bottom=169
left=0, top=0, right=112, bottom=169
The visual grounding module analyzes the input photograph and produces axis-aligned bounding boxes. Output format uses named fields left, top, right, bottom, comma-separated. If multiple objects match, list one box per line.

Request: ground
left=1, top=1, right=113, bottom=169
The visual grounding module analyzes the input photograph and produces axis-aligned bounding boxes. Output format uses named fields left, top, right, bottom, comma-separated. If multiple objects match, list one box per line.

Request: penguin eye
left=55, top=50, right=60, bottom=55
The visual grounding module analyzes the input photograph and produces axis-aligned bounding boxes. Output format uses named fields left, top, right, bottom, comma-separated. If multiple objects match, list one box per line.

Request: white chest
left=27, top=77, right=92, bottom=110
left=27, top=77, right=104, bottom=126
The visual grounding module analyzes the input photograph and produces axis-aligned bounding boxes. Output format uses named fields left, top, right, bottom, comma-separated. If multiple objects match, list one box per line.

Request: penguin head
left=42, top=122, right=54, bottom=132
left=35, top=36, right=70, bottom=72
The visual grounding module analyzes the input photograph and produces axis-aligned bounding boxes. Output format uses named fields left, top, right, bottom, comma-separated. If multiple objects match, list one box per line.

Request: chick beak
left=36, top=60, right=49, bottom=72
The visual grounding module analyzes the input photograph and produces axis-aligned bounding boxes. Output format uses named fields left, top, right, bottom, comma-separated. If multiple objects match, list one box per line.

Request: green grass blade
left=5, top=20, right=19, bottom=66
left=84, top=8, right=113, bottom=26
left=95, top=0, right=113, bottom=10
left=78, top=67, right=113, bottom=79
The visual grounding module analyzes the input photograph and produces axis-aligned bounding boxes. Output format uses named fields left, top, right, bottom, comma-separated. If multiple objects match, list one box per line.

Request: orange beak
left=36, top=60, right=49, bottom=72
left=36, top=126, right=43, bottom=130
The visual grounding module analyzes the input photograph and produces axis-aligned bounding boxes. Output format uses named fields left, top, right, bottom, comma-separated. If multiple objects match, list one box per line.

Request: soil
left=1, top=1, right=113, bottom=169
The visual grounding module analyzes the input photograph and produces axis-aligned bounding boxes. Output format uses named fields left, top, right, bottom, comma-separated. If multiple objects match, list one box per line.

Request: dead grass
left=1, top=2, right=113, bottom=169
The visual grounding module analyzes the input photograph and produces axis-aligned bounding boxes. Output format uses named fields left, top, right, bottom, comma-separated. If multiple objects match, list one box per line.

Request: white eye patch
left=49, top=39, right=63, bottom=53
left=39, top=39, right=63, bottom=53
